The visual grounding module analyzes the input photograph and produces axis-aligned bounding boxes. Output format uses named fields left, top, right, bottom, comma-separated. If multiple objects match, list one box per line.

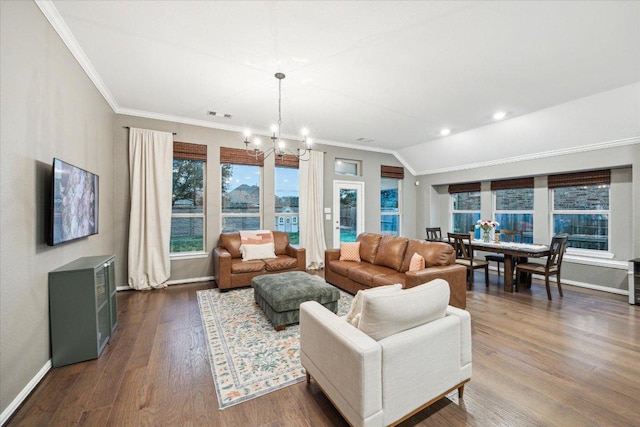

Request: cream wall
left=114, top=114, right=414, bottom=284
left=0, top=1, right=116, bottom=419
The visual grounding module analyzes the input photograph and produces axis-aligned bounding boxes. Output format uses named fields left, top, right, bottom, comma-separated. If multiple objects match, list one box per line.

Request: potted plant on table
left=475, top=219, right=499, bottom=243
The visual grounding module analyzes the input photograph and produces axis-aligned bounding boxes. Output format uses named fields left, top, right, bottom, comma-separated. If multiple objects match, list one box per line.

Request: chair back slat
left=500, top=229, right=523, bottom=243
left=448, top=233, right=473, bottom=261
left=426, top=227, right=442, bottom=241
left=547, top=236, right=568, bottom=269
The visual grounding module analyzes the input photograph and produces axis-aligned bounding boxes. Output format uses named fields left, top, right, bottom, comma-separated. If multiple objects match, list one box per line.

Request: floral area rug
left=197, top=285, right=353, bottom=409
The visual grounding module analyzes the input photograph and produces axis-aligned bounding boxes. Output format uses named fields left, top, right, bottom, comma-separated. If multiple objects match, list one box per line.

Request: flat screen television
left=48, top=158, right=99, bottom=246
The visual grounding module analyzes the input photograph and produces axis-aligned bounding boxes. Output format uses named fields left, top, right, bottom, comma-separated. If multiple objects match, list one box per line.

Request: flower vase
left=482, top=229, right=491, bottom=243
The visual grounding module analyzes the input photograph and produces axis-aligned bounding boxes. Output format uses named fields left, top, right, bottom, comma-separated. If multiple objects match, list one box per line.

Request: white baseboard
left=0, top=360, right=52, bottom=425
left=488, top=266, right=628, bottom=295
left=116, top=276, right=215, bottom=291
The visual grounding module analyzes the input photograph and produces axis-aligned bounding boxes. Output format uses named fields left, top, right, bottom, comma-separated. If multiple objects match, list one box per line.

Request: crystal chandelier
left=244, top=72, right=312, bottom=161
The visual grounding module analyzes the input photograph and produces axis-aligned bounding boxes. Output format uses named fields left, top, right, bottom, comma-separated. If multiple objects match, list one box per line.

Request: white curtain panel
left=127, top=128, right=173, bottom=290
left=299, top=151, right=327, bottom=269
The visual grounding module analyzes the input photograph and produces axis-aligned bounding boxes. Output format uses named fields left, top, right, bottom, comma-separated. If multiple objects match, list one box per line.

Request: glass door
left=333, top=181, right=365, bottom=247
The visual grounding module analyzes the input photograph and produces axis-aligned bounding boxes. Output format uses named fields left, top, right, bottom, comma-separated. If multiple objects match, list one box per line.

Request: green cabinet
left=48, top=255, right=117, bottom=367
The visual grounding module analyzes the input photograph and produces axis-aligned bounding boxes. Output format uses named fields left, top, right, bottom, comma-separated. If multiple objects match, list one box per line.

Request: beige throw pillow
left=345, top=284, right=402, bottom=327
left=240, top=242, right=276, bottom=261
left=339, top=242, right=361, bottom=262
left=357, top=279, right=450, bottom=341
left=408, top=253, right=426, bottom=271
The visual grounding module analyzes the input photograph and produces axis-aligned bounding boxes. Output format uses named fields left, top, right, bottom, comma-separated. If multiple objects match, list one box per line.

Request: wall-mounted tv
left=48, top=158, right=99, bottom=246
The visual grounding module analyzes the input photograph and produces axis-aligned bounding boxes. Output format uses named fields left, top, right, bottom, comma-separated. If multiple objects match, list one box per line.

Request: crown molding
left=415, top=136, right=639, bottom=176
left=35, top=0, right=119, bottom=111
left=117, top=107, right=400, bottom=156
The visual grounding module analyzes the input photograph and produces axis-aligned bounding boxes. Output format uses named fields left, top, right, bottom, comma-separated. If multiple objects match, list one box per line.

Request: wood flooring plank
left=7, top=276, right=640, bottom=427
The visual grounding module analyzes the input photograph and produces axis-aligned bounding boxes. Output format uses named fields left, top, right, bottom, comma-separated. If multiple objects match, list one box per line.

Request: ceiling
left=45, top=1, right=639, bottom=167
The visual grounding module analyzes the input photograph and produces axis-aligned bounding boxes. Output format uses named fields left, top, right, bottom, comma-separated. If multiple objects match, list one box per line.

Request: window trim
left=549, top=184, right=611, bottom=255
left=170, top=142, right=207, bottom=256
left=380, top=176, right=402, bottom=236
left=450, top=190, right=481, bottom=235
left=335, top=158, right=361, bottom=176
left=220, top=163, right=263, bottom=232
left=492, top=187, right=534, bottom=243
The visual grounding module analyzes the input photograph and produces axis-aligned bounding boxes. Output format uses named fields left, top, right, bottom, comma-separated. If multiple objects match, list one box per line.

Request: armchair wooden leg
left=458, top=384, right=465, bottom=399
left=306, top=372, right=311, bottom=383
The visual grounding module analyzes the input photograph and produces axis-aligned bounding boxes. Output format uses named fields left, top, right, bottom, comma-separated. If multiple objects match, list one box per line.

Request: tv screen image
left=49, top=158, right=99, bottom=246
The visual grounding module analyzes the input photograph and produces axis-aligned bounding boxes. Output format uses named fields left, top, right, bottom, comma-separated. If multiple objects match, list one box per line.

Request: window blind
left=220, top=147, right=264, bottom=166
left=448, top=182, right=481, bottom=193
left=173, top=141, right=207, bottom=161
left=491, top=177, right=534, bottom=191
left=275, top=154, right=299, bottom=169
left=381, top=165, right=404, bottom=179
left=548, top=169, right=610, bottom=188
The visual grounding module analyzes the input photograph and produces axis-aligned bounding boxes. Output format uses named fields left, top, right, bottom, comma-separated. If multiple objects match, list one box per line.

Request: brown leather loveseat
left=213, top=231, right=306, bottom=291
left=325, top=233, right=467, bottom=308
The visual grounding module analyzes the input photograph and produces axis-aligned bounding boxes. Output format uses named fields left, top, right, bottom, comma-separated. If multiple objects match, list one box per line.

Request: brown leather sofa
left=325, top=233, right=467, bottom=309
left=213, top=231, right=306, bottom=290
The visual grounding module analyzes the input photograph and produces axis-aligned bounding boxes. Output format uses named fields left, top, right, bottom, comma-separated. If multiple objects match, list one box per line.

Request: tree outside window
left=171, top=159, right=205, bottom=253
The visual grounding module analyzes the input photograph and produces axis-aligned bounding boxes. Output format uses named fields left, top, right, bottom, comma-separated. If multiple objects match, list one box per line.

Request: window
left=335, top=158, right=361, bottom=176
left=449, top=183, right=481, bottom=236
left=171, top=142, right=207, bottom=254
left=275, top=160, right=299, bottom=244
left=550, top=170, right=610, bottom=251
left=380, top=166, right=404, bottom=236
left=492, top=178, right=534, bottom=243
left=220, top=147, right=263, bottom=232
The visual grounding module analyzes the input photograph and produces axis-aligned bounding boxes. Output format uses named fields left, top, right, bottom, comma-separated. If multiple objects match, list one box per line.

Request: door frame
left=332, top=180, right=365, bottom=248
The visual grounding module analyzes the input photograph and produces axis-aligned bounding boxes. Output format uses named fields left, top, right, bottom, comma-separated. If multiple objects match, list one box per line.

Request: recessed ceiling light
left=493, top=111, right=507, bottom=120
left=440, top=128, right=451, bottom=136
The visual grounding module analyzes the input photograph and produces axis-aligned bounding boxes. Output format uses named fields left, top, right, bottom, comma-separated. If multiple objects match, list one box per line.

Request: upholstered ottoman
left=252, top=271, right=340, bottom=331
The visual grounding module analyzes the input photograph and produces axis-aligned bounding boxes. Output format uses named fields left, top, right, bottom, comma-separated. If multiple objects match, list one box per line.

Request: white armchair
left=300, top=279, right=472, bottom=427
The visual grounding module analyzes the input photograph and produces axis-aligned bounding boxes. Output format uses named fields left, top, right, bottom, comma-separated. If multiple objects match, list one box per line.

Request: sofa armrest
left=213, top=247, right=232, bottom=289
left=300, top=301, right=383, bottom=423
left=446, top=306, right=472, bottom=369
left=286, top=244, right=306, bottom=270
left=405, top=264, right=467, bottom=308
left=325, top=248, right=340, bottom=265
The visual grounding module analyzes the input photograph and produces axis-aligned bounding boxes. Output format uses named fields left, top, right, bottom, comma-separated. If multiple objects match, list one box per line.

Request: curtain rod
left=123, top=126, right=177, bottom=136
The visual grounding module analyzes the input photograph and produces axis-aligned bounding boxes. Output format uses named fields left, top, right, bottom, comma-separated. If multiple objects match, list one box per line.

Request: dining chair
left=515, top=235, right=568, bottom=300
left=485, top=230, right=523, bottom=278
left=448, top=232, right=489, bottom=288
left=425, top=227, right=442, bottom=242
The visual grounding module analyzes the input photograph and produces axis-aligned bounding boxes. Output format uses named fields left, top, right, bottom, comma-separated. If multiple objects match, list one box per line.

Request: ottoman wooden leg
left=275, top=325, right=286, bottom=331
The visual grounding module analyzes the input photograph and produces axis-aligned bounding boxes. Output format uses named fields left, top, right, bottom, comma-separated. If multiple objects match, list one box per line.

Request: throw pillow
left=357, top=279, right=450, bottom=341
left=339, top=242, right=361, bottom=262
left=239, top=230, right=274, bottom=245
left=240, top=242, right=277, bottom=261
left=344, top=284, right=402, bottom=327
left=408, top=253, right=426, bottom=271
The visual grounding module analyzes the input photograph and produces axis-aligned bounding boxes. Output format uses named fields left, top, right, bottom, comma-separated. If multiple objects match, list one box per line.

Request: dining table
left=469, top=240, right=550, bottom=292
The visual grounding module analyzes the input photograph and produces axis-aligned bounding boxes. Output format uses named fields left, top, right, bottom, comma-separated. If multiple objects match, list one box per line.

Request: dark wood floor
left=7, top=272, right=640, bottom=426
